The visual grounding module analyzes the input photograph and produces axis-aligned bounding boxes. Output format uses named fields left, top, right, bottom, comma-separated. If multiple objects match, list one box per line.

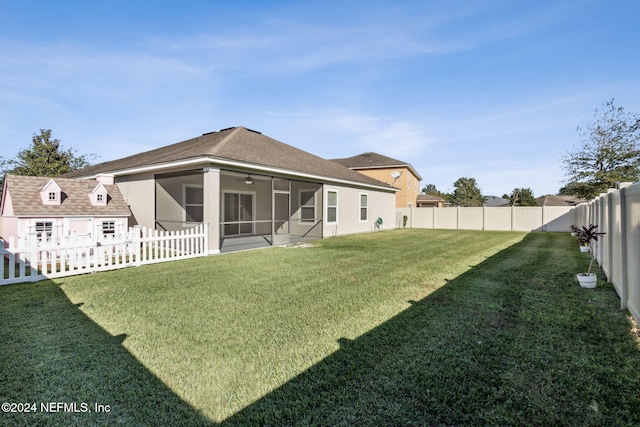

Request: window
left=97, top=194, right=104, bottom=202
left=102, top=221, right=116, bottom=236
left=327, top=190, right=338, bottom=223
left=184, top=185, right=204, bottom=223
left=35, top=221, right=53, bottom=240
left=48, top=192, right=57, bottom=201
left=299, top=190, right=315, bottom=223
left=360, top=193, right=368, bottom=222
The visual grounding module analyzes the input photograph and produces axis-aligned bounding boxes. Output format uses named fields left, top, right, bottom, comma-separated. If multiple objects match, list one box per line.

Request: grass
left=1, top=229, right=639, bottom=425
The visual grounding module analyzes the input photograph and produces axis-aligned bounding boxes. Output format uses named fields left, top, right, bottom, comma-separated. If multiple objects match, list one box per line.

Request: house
left=535, top=195, right=587, bottom=207
left=416, top=194, right=447, bottom=208
left=484, top=196, right=510, bottom=207
left=0, top=174, right=131, bottom=244
left=330, top=152, right=422, bottom=208
left=64, top=126, right=398, bottom=254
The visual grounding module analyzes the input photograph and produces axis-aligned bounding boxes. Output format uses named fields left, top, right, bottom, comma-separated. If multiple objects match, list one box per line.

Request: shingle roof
left=65, top=127, right=395, bottom=190
left=330, top=152, right=422, bottom=180
left=536, top=195, right=587, bottom=207
left=2, top=174, right=131, bottom=216
left=417, top=194, right=445, bottom=202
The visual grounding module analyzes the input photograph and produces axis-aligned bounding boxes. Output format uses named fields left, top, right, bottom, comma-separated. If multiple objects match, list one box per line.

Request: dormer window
left=89, top=182, right=108, bottom=206
left=40, top=179, right=62, bottom=206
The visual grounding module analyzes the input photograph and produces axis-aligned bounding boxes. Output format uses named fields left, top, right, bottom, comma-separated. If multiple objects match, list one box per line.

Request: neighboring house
left=64, top=126, right=398, bottom=254
left=484, top=196, right=510, bottom=207
left=0, top=174, right=131, bottom=244
left=330, top=152, right=422, bottom=208
left=416, top=194, right=446, bottom=208
left=535, top=195, right=587, bottom=207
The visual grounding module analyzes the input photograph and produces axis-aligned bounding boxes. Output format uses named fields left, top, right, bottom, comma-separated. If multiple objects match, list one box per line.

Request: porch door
left=223, top=192, right=254, bottom=236
left=272, top=191, right=290, bottom=245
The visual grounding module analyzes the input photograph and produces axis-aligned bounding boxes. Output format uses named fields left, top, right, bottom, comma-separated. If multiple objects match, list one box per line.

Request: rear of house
left=64, top=127, right=398, bottom=253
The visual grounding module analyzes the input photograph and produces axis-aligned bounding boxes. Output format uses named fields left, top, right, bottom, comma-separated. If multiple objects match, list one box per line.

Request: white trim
left=326, top=189, right=338, bottom=224
left=75, top=156, right=399, bottom=193
left=359, top=192, right=369, bottom=223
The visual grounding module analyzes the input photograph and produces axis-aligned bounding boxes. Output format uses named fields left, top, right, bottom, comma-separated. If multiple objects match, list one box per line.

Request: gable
left=39, top=179, right=63, bottom=206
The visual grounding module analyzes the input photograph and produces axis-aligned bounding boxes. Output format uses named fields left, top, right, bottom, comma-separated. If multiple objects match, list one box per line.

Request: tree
left=422, top=183, right=439, bottom=195
left=1, top=129, right=95, bottom=177
left=561, top=99, right=640, bottom=199
left=422, top=183, right=450, bottom=201
left=451, top=177, right=486, bottom=207
left=508, top=187, right=537, bottom=206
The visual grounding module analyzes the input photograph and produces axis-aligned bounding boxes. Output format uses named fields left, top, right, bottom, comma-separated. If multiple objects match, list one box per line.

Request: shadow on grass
left=221, top=233, right=640, bottom=426
left=0, top=280, right=213, bottom=426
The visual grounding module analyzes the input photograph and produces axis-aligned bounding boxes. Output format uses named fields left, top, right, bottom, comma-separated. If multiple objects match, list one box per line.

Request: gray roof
left=65, top=127, right=395, bottom=190
left=417, top=194, right=445, bottom=202
left=535, top=195, right=587, bottom=207
left=2, top=174, right=130, bottom=217
left=330, top=152, right=422, bottom=180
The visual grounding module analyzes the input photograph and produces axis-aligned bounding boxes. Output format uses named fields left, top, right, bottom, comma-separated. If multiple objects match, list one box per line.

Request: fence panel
left=1, top=223, right=208, bottom=285
left=484, top=208, right=512, bottom=231
left=624, top=184, right=640, bottom=323
left=458, top=207, right=484, bottom=230
left=542, top=207, right=575, bottom=232
left=434, top=208, right=458, bottom=229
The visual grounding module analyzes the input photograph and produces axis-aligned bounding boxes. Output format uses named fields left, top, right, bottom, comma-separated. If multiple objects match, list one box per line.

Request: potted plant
left=575, top=224, right=605, bottom=288
left=570, top=224, right=580, bottom=237
left=575, top=224, right=604, bottom=253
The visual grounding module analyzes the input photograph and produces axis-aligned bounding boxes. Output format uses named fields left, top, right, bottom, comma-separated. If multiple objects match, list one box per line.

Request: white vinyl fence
left=575, top=183, right=640, bottom=325
left=397, top=206, right=576, bottom=232
left=1, top=223, right=208, bottom=285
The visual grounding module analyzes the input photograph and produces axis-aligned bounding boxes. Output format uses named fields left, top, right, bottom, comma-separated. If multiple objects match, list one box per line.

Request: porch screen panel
left=185, top=186, right=204, bottom=222
left=240, top=194, right=253, bottom=234
left=224, top=193, right=239, bottom=235
left=300, top=191, right=315, bottom=222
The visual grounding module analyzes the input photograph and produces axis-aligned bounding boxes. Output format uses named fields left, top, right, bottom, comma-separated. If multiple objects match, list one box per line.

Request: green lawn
left=1, top=229, right=639, bottom=426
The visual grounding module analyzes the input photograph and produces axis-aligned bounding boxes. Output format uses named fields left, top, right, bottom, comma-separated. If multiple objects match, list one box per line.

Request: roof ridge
left=207, top=126, right=243, bottom=156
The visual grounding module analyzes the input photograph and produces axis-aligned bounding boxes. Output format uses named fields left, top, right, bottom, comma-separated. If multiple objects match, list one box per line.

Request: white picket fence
left=1, top=223, right=209, bottom=285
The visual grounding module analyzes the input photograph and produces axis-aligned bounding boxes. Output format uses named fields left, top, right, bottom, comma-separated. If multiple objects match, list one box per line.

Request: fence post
left=203, top=222, right=209, bottom=256
left=618, top=186, right=629, bottom=309
left=133, top=226, right=141, bottom=267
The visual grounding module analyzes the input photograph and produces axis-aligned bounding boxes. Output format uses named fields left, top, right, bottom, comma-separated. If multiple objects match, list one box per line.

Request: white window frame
left=35, top=220, right=54, bottom=240
left=48, top=191, right=57, bottom=201
left=182, top=184, right=204, bottom=225
left=298, top=189, right=316, bottom=223
left=359, top=192, right=368, bottom=222
left=326, top=189, right=338, bottom=224
left=101, top=220, right=116, bottom=236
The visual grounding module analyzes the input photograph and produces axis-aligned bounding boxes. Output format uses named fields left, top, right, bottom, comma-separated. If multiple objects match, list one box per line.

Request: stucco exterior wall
left=115, top=173, right=155, bottom=228
left=351, top=167, right=421, bottom=208
left=322, top=184, right=396, bottom=237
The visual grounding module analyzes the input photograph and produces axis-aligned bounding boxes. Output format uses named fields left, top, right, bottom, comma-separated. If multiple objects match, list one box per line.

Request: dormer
left=89, top=182, right=109, bottom=207
left=40, top=179, right=62, bottom=206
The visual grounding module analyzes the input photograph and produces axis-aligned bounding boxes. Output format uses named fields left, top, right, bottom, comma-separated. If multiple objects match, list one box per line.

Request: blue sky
left=1, top=0, right=639, bottom=197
